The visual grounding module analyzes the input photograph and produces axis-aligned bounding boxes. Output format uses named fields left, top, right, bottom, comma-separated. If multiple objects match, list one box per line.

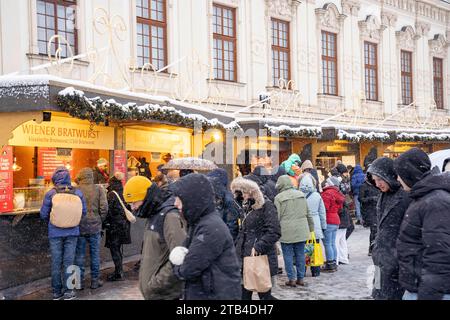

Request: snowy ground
left=16, top=225, right=373, bottom=300
left=271, top=224, right=374, bottom=300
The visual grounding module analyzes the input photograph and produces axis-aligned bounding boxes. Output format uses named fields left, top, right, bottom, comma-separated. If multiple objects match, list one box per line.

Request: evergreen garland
left=56, top=88, right=237, bottom=130
left=265, top=125, right=322, bottom=138
left=337, top=129, right=391, bottom=143
left=396, top=132, right=450, bottom=142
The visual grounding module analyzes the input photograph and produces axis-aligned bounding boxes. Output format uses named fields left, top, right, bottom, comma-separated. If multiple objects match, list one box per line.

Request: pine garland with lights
left=265, top=124, right=322, bottom=138
left=337, top=129, right=391, bottom=143
left=396, top=132, right=450, bottom=142
left=56, top=87, right=237, bottom=130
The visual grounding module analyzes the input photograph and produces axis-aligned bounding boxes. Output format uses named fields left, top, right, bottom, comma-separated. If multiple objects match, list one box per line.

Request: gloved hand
left=169, top=246, right=189, bottom=266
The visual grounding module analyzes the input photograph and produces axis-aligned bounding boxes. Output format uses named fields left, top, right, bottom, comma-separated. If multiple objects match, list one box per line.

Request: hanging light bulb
left=12, top=157, right=21, bottom=172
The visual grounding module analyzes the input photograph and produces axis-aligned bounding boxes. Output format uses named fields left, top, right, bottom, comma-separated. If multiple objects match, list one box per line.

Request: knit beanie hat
left=393, top=148, right=431, bottom=188
left=367, top=157, right=399, bottom=190
left=97, top=158, right=108, bottom=167
left=326, top=176, right=341, bottom=187
left=336, top=163, right=348, bottom=174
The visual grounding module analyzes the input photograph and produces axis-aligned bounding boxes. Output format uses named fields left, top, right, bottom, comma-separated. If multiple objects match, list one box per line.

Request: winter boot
left=311, top=266, right=321, bottom=277
left=331, top=260, right=338, bottom=271
left=90, top=278, right=103, bottom=289
left=107, top=271, right=125, bottom=281
left=63, top=290, right=76, bottom=300
left=285, top=280, right=297, bottom=287
left=296, top=279, right=308, bottom=286
left=322, top=261, right=337, bottom=273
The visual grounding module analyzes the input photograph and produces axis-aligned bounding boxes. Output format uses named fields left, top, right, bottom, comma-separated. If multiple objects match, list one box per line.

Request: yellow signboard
left=126, top=128, right=191, bottom=155
left=9, top=117, right=115, bottom=150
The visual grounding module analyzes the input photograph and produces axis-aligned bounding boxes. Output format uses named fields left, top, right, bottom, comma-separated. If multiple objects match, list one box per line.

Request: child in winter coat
left=321, top=176, right=345, bottom=272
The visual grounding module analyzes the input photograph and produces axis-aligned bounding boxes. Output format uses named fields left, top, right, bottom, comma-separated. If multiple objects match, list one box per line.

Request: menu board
left=0, top=146, right=14, bottom=213
left=114, top=150, right=127, bottom=185
left=38, top=148, right=73, bottom=180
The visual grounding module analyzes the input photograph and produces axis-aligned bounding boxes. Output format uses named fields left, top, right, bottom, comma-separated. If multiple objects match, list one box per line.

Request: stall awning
left=0, top=75, right=238, bottom=130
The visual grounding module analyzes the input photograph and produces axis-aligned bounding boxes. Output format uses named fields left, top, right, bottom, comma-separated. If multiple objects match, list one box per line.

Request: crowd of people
left=40, top=148, right=450, bottom=300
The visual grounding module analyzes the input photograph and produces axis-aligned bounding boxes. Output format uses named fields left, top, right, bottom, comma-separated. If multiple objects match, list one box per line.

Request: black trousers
left=242, top=286, right=275, bottom=300
left=369, top=225, right=377, bottom=253
left=109, top=244, right=123, bottom=273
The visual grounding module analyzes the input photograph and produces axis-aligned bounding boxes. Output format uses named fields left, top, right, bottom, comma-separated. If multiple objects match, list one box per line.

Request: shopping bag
left=243, top=254, right=272, bottom=292
left=305, top=232, right=325, bottom=267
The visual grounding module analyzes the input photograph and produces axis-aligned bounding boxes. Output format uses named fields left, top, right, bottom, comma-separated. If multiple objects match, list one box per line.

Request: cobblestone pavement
left=16, top=225, right=372, bottom=300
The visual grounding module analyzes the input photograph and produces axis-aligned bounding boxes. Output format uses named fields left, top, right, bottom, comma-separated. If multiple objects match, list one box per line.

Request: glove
left=169, top=246, right=189, bottom=266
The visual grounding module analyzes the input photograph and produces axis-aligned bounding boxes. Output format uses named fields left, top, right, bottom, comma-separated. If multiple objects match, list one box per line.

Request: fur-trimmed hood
left=230, top=177, right=265, bottom=210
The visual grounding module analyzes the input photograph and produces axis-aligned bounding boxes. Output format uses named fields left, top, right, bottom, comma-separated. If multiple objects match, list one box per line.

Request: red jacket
left=321, top=186, right=345, bottom=225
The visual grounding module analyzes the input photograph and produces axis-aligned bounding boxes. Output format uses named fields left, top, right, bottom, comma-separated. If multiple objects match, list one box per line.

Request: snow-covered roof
left=0, top=74, right=234, bottom=119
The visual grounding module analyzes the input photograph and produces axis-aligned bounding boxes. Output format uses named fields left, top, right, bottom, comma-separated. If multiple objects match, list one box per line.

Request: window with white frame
left=401, top=50, right=413, bottom=105
left=321, top=31, right=338, bottom=95
left=364, top=42, right=378, bottom=101
left=212, top=4, right=237, bottom=82
left=36, top=0, right=77, bottom=57
left=271, top=18, right=290, bottom=87
left=433, top=57, right=444, bottom=109
left=136, top=0, right=167, bottom=70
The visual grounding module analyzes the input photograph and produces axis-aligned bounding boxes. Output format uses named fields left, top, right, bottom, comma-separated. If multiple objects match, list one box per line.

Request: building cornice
left=381, top=0, right=449, bottom=25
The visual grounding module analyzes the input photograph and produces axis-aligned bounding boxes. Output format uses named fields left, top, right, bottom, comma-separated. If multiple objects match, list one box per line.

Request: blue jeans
left=403, top=290, right=450, bottom=300
left=354, top=195, right=362, bottom=221
left=49, top=236, right=78, bottom=296
left=75, top=233, right=101, bottom=282
left=323, top=224, right=339, bottom=262
left=281, top=242, right=306, bottom=281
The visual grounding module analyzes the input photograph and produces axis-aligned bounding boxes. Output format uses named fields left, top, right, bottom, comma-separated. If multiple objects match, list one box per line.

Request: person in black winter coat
left=265, top=165, right=286, bottom=200
left=137, top=157, right=152, bottom=179
left=170, top=174, right=242, bottom=300
left=231, top=177, right=281, bottom=300
left=359, top=179, right=381, bottom=256
left=104, top=174, right=131, bottom=281
left=206, top=169, right=242, bottom=241
left=244, top=166, right=277, bottom=202
left=394, top=148, right=450, bottom=300
left=367, top=157, right=411, bottom=300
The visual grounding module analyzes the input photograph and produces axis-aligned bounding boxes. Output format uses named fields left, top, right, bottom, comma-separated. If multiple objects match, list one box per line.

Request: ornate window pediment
left=359, top=15, right=384, bottom=42
left=265, top=0, right=300, bottom=19
left=415, top=21, right=430, bottom=38
left=341, top=0, right=360, bottom=17
left=396, top=25, right=417, bottom=51
left=315, top=3, right=346, bottom=33
left=381, top=10, right=397, bottom=28
left=429, top=34, right=448, bottom=59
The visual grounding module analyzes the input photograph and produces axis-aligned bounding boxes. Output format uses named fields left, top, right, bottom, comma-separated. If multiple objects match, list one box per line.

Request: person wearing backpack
left=40, top=167, right=87, bottom=300
left=123, top=176, right=187, bottom=300
left=74, top=168, right=108, bottom=290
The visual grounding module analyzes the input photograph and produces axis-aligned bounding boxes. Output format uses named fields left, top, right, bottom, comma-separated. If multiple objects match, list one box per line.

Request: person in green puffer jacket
left=280, top=154, right=302, bottom=188
left=274, top=175, right=315, bottom=288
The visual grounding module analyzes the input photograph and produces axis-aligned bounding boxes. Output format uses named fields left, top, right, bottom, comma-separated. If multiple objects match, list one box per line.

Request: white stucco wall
left=0, top=0, right=449, bottom=120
